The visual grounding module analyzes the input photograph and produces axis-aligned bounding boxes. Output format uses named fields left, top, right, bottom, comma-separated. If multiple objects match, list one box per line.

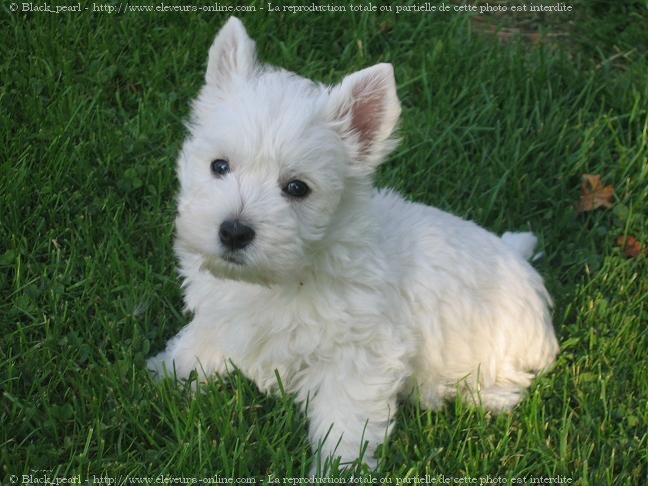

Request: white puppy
left=148, top=17, right=559, bottom=472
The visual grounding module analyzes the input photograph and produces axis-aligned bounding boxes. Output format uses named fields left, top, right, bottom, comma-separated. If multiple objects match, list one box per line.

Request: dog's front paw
left=308, top=455, right=376, bottom=479
left=146, top=351, right=173, bottom=379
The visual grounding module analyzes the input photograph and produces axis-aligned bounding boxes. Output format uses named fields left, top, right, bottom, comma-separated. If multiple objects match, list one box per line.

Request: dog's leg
left=146, top=317, right=229, bottom=381
left=306, top=358, right=401, bottom=474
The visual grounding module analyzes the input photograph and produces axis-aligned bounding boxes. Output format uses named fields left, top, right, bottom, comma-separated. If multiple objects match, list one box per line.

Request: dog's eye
left=283, top=180, right=310, bottom=198
left=210, top=159, right=230, bottom=177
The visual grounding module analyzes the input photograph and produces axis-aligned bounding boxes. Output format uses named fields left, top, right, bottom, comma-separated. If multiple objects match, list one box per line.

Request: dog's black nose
left=219, top=219, right=255, bottom=250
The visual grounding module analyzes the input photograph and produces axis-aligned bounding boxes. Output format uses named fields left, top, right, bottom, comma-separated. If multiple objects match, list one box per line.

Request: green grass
left=2, top=0, right=647, bottom=484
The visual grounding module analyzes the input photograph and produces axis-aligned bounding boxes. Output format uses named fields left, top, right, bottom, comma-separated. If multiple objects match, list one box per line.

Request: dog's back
left=370, top=188, right=559, bottom=410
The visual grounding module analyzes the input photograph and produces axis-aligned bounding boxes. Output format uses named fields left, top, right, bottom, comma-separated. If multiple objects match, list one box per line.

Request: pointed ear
left=327, top=63, right=401, bottom=169
left=205, top=17, right=257, bottom=87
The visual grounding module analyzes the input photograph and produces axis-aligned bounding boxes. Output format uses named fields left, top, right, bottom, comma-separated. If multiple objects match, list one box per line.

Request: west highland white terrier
left=148, top=17, right=559, bottom=472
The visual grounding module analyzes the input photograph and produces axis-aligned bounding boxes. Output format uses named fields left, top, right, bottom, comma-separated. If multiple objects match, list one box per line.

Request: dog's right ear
left=327, top=63, right=401, bottom=172
left=205, top=17, right=257, bottom=87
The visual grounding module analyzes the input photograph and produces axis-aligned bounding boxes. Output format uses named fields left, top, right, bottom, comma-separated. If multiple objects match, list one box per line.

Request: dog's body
left=148, top=17, right=559, bottom=471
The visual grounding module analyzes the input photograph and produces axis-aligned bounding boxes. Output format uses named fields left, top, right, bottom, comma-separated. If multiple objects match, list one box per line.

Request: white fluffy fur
left=147, top=17, right=559, bottom=472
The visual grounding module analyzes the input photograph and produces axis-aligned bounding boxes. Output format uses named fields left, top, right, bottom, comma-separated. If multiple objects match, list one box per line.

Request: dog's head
left=175, top=17, right=401, bottom=284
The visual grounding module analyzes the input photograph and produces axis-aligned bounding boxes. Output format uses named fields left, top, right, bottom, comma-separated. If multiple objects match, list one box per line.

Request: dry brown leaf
left=379, top=21, right=393, bottom=34
left=616, top=235, right=643, bottom=258
left=575, top=174, right=614, bottom=213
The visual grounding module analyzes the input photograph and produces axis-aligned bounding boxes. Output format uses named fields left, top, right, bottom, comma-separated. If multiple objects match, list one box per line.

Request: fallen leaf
left=379, top=21, right=393, bottom=34
left=575, top=174, right=614, bottom=213
left=616, top=235, right=643, bottom=258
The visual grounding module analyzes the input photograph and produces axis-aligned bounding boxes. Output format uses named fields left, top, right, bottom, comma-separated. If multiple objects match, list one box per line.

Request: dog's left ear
left=205, top=16, right=257, bottom=88
left=328, top=63, right=401, bottom=170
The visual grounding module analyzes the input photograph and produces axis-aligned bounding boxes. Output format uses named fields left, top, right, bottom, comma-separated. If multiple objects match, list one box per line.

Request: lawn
left=1, top=0, right=646, bottom=484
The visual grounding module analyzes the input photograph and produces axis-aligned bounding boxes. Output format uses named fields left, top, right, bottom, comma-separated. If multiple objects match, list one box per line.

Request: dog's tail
left=501, top=231, right=539, bottom=261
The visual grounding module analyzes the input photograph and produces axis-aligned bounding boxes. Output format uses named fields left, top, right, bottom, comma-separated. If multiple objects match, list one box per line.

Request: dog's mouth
left=221, top=252, right=245, bottom=265
left=201, top=252, right=275, bottom=287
